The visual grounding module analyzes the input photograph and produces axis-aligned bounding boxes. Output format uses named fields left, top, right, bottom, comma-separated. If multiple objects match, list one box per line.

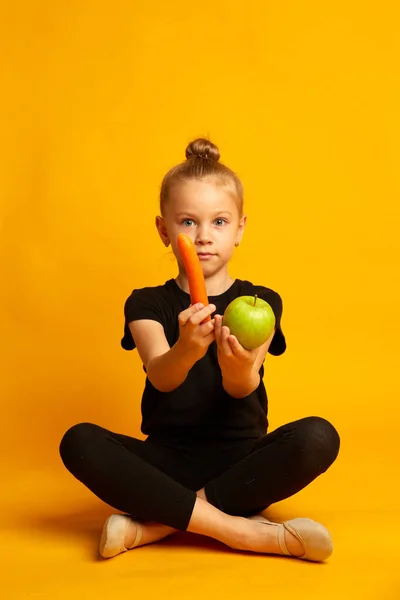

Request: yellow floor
left=1, top=469, right=399, bottom=600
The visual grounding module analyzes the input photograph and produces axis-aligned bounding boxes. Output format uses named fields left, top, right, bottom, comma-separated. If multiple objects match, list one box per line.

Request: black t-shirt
left=121, top=278, right=286, bottom=441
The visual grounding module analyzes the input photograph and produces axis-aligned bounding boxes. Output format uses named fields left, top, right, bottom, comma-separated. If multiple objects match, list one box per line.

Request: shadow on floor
left=16, top=502, right=291, bottom=561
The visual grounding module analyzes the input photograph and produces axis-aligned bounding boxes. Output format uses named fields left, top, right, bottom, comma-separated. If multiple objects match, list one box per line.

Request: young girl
left=59, top=138, right=340, bottom=562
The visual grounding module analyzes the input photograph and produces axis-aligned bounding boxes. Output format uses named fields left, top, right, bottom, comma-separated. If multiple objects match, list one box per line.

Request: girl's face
left=156, top=179, right=246, bottom=276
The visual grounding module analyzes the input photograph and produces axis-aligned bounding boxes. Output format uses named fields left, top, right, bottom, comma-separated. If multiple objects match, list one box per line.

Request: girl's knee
left=59, top=422, right=99, bottom=468
left=297, top=416, right=340, bottom=470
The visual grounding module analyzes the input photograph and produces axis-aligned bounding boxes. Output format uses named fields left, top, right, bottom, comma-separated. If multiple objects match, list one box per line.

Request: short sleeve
left=255, top=287, right=286, bottom=356
left=121, top=287, right=169, bottom=351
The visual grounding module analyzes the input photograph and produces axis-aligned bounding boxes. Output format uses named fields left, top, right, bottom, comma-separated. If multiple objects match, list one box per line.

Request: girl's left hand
left=214, top=314, right=258, bottom=379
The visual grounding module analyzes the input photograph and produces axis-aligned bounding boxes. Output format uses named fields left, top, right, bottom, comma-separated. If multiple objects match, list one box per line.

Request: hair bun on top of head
left=185, top=138, right=220, bottom=162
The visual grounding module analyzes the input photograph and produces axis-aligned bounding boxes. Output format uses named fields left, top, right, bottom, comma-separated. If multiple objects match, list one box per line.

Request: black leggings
left=59, top=416, right=340, bottom=531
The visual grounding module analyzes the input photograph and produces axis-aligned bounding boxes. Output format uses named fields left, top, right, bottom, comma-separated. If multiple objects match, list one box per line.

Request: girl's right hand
left=177, top=303, right=217, bottom=363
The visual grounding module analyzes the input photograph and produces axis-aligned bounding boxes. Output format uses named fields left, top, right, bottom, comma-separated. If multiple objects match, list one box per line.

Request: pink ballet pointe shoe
left=99, top=514, right=143, bottom=559
left=248, top=515, right=333, bottom=562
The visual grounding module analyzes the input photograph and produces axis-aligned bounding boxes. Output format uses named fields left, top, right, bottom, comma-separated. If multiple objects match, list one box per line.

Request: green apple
left=222, top=294, right=276, bottom=350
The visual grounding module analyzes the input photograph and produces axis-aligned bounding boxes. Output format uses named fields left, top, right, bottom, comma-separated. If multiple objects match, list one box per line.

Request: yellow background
left=1, top=1, right=399, bottom=598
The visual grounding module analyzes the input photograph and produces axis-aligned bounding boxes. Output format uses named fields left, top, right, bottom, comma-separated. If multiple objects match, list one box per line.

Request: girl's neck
left=175, top=268, right=235, bottom=297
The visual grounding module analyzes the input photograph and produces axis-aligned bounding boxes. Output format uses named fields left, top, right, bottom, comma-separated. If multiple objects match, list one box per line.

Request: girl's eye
left=181, top=218, right=227, bottom=227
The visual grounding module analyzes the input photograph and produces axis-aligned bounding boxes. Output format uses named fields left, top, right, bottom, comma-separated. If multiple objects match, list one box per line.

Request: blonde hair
left=160, top=138, right=244, bottom=217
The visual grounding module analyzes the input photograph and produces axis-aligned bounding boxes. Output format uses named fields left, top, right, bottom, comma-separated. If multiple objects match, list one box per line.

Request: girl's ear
left=236, top=214, right=247, bottom=245
left=155, top=215, right=170, bottom=247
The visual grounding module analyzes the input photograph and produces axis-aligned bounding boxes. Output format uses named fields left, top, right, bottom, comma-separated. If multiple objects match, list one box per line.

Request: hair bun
left=185, top=138, right=220, bottom=162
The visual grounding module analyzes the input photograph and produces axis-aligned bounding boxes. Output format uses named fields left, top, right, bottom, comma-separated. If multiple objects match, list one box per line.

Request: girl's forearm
left=147, top=340, right=197, bottom=392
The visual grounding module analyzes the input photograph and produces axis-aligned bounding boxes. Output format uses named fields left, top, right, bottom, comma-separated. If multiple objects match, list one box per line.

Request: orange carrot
left=177, top=233, right=210, bottom=322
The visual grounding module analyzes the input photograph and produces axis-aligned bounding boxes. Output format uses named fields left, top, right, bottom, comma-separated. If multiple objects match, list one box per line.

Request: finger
left=228, top=335, right=245, bottom=357
left=199, top=302, right=217, bottom=325
left=178, top=303, right=205, bottom=327
left=214, top=315, right=219, bottom=344
left=189, top=304, right=216, bottom=327
left=214, top=314, right=222, bottom=345
left=220, top=325, right=233, bottom=356
left=198, top=318, right=215, bottom=337
left=214, top=315, right=232, bottom=355
left=229, top=336, right=257, bottom=364
left=185, top=304, right=215, bottom=329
